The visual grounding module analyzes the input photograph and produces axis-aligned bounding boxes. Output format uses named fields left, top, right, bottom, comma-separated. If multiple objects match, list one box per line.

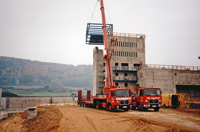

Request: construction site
left=0, top=0, right=200, bottom=132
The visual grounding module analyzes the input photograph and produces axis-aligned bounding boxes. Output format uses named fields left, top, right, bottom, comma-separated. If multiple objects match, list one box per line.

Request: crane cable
left=89, top=0, right=112, bottom=24
left=89, top=0, right=99, bottom=23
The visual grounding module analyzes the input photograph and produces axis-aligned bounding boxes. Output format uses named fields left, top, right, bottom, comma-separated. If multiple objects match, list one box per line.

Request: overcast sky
left=0, top=0, right=199, bottom=66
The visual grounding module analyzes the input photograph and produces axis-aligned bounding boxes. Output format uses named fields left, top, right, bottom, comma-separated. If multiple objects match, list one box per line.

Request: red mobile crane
left=78, top=0, right=133, bottom=111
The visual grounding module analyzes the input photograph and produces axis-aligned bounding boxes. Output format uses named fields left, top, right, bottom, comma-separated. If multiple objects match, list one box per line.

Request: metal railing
left=144, top=64, right=200, bottom=71
left=113, top=66, right=138, bottom=71
left=113, top=76, right=137, bottom=82
left=112, top=32, right=146, bottom=38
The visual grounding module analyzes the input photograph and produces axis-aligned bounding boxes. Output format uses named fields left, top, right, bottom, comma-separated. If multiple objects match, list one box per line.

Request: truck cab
left=106, top=87, right=133, bottom=111
left=133, top=87, right=162, bottom=111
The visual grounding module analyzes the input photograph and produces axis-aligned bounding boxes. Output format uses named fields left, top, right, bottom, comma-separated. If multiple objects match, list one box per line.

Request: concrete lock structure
left=93, top=32, right=200, bottom=97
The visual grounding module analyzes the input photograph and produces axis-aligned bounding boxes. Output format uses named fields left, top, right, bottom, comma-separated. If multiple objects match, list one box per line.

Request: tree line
left=0, top=56, right=93, bottom=91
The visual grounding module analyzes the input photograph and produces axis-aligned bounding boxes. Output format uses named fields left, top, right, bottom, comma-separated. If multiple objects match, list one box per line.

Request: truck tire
left=83, top=103, right=86, bottom=107
left=96, top=102, right=101, bottom=109
left=124, top=108, right=129, bottom=111
left=137, top=105, right=141, bottom=111
left=132, top=106, right=136, bottom=110
left=137, top=102, right=143, bottom=111
left=108, top=103, right=113, bottom=112
left=144, top=107, right=148, bottom=111
left=163, top=104, right=166, bottom=108
left=79, top=102, right=81, bottom=107
left=154, top=107, right=159, bottom=112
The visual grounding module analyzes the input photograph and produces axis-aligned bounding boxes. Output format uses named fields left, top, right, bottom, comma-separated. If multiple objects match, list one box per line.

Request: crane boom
left=99, top=0, right=114, bottom=88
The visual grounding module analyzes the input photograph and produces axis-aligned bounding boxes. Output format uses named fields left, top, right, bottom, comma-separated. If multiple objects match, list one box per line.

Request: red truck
left=132, top=87, right=162, bottom=111
left=78, top=87, right=133, bottom=111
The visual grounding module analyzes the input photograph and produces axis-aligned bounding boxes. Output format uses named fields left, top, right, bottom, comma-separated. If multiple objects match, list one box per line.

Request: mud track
left=0, top=103, right=199, bottom=132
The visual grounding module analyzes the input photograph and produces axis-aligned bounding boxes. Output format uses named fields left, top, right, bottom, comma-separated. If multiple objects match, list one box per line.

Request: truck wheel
left=132, top=106, right=136, bottom=110
left=96, top=104, right=98, bottom=109
left=138, top=105, right=141, bottom=111
left=137, top=103, right=143, bottom=111
left=79, top=102, right=81, bottom=107
left=83, top=103, right=86, bottom=107
left=108, top=104, right=113, bottom=112
left=154, top=107, right=159, bottom=112
left=95, top=102, right=101, bottom=109
left=163, top=104, right=166, bottom=108
left=124, top=108, right=129, bottom=111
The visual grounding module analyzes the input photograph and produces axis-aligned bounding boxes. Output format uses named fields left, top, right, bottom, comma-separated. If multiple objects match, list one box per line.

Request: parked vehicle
left=78, top=87, right=133, bottom=111
left=162, top=93, right=179, bottom=108
left=132, top=87, right=162, bottom=111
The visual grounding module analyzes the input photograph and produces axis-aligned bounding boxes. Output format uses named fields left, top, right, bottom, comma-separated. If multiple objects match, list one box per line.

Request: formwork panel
left=86, top=23, right=113, bottom=45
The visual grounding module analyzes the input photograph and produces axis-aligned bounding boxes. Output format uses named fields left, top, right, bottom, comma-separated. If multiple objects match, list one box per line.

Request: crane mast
left=99, top=0, right=114, bottom=88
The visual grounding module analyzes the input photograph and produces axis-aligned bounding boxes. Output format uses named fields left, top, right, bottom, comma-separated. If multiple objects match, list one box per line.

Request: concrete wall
left=137, top=66, right=200, bottom=97
left=52, top=97, right=73, bottom=104
left=1, top=98, right=6, bottom=111
left=110, top=33, right=145, bottom=66
left=93, top=47, right=105, bottom=96
left=1, top=97, right=74, bottom=111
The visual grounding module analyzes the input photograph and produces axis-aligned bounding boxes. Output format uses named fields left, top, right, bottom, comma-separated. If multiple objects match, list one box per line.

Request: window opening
left=124, top=73, right=128, bottom=76
left=121, top=63, right=128, bottom=66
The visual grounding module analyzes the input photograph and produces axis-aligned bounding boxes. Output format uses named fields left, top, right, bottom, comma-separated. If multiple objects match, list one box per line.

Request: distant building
left=93, top=32, right=200, bottom=97
left=93, top=32, right=145, bottom=95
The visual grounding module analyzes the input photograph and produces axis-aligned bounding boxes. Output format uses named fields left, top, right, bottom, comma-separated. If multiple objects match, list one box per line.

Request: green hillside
left=0, top=56, right=93, bottom=96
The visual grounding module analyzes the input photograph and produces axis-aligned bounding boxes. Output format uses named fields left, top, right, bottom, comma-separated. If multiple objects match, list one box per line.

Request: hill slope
left=0, top=56, right=93, bottom=89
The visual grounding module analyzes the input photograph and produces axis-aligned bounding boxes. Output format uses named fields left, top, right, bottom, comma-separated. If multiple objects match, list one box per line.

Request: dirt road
left=0, top=103, right=199, bottom=132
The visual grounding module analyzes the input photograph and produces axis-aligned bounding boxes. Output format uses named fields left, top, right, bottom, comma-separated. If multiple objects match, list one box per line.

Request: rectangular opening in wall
left=115, top=83, right=118, bottom=86
left=134, top=64, right=141, bottom=69
left=115, top=73, right=118, bottom=76
left=124, top=83, right=128, bottom=87
left=121, top=63, right=128, bottom=66
left=124, top=73, right=128, bottom=76
left=115, top=63, right=118, bottom=66
left=176, top=85, right=200, bottom=98
left=103, top=63, right=105, bottom=66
